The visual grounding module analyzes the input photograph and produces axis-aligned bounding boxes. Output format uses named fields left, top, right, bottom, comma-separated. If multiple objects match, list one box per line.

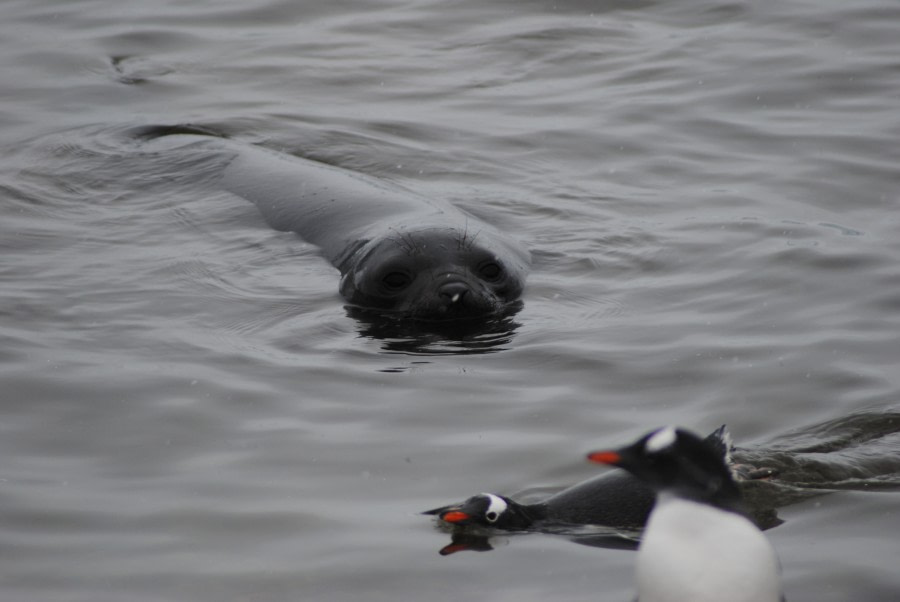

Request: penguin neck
left=665, top=481, right=746, bottom=518
left=505, top=501, right=548, bottom=529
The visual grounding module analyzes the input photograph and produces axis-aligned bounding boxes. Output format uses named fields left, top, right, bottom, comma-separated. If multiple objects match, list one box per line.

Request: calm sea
left=1, top=0, right=899, bottom=600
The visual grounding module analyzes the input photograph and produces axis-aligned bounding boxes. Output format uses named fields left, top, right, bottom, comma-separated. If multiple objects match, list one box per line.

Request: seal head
left=338, top=224, right=528, bottom=320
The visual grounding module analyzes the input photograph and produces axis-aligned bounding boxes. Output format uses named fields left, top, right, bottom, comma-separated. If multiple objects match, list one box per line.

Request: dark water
left=2, top=0, right=899, bottom=600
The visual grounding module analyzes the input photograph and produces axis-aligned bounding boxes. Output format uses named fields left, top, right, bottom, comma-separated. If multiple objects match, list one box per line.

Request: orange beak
left=587, top=450, right=622, bottom=466
left=441, top=510, right=471, bottom=523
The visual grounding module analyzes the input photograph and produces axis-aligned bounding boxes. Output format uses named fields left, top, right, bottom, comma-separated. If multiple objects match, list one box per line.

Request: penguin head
left=422, top=493, right=533, bottom=530
left=587, top=426, right=742, bottom=511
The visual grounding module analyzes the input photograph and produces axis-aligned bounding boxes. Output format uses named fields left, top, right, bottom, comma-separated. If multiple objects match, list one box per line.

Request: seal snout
left=438, top=281, right=470, bottom=306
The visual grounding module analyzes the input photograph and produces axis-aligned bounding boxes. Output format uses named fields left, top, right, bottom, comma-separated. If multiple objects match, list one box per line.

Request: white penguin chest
left=635, top=495, right=781, bottom=602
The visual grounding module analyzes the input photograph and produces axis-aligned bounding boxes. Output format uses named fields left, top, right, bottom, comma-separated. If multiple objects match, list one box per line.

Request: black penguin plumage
left=424, top=426, right=731, bottom=531
left=587, top=426, right=782, bottom=602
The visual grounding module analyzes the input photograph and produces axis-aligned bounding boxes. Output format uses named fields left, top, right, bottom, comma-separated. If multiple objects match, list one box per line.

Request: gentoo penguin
left=587, top=426, right=782, bottom=602
left=424, top=427, right=737, bottom=531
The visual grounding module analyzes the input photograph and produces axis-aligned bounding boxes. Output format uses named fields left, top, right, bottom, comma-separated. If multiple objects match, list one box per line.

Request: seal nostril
left=439, top=283, right=469, bottom=305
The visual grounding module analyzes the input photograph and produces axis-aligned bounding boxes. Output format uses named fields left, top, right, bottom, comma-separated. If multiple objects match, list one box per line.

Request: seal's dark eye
left=479, top=262, right=502, bottom=281
left=382, top=272, right=411, bottom=290
left=485, top=511, right=499, bottom=522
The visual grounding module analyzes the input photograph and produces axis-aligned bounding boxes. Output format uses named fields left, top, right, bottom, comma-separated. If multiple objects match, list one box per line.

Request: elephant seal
left=140, top=129, right=530, bottom=320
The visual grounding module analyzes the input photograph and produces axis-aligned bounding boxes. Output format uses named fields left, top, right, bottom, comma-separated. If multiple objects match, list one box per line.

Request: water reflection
left=346, top=302, right=524, bottom=355
left=432, top=528, right=643, bottom=556
left=435, top=533, right=496, bottom=556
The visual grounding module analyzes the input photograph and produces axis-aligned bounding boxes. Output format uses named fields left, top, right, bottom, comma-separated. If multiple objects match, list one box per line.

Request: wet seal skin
left=134, top=125, right=530, bottom=322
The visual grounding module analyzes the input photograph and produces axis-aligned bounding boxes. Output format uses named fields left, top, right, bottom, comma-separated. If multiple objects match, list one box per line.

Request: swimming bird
left=424, top=427, right=734, bottom=531
left=587, top=426, right=782, bottom=602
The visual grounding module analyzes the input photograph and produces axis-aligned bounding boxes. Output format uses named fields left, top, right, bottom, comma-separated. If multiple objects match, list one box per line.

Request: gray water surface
left=2, top=1, right=899, bottom=601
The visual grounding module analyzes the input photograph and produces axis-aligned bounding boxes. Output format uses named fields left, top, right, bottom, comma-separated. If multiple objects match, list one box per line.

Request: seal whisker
left=465, top=229, right=481, bottom=251
left=458, top=219, right=469, bottom=251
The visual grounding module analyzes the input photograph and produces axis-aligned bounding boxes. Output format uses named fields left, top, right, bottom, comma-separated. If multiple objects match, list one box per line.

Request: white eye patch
left=646, top=426, right=677, bottom=453
left=481, top=493, right=508, bottom=522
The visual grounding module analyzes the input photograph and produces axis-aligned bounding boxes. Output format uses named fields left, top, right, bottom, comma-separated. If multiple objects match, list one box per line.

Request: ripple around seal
left=342, top=309, right=525, bottom=356
left=527, top=279, right=629, bottom=325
